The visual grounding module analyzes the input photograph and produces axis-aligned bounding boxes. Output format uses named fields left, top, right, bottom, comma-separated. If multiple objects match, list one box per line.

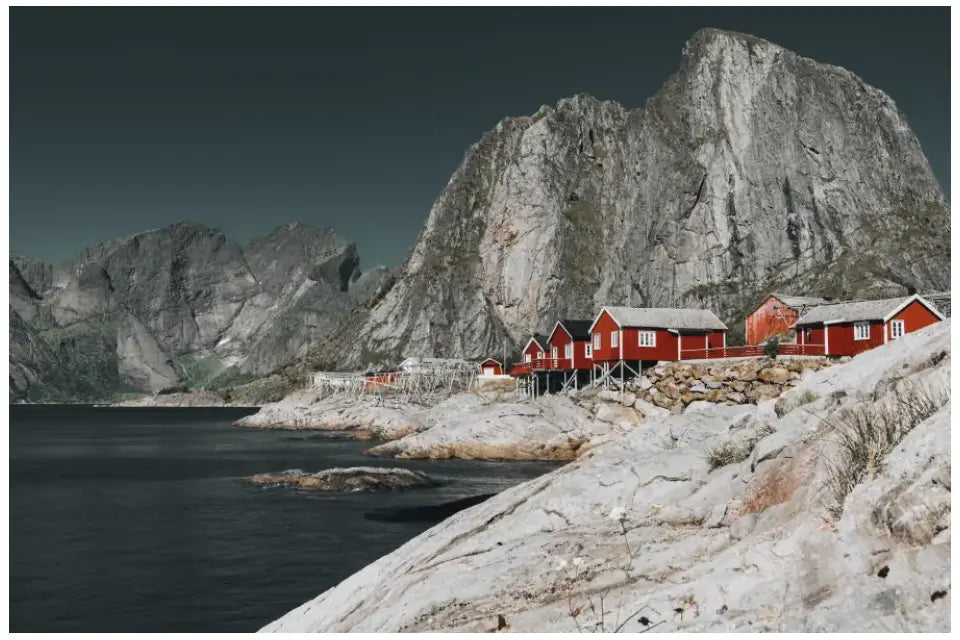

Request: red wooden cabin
left=589, top=306, right=728, bottom=364
left=793, top=294, right=944, bottom=357
left=547, top=319, right=594, bottom=370
left=477, top=358, right=504, bottom=376
left=521, top=334, right=548, bottom=363
left=745, top=293, right=828, bottom=345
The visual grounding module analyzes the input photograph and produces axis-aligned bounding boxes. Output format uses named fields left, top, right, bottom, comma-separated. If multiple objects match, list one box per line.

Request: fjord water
left=10, top=406, right=557, bottom=632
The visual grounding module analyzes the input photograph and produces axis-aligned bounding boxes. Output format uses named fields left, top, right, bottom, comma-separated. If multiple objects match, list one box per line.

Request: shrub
left=825, top=381, right=948, bottom=518
left=764, top=336, right=780, bottom=359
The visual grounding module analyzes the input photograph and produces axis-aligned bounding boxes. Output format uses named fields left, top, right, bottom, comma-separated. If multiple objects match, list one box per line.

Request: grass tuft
left=704, top=424, right=776, bottom=471
left=825, top=381, right=948, bottom=519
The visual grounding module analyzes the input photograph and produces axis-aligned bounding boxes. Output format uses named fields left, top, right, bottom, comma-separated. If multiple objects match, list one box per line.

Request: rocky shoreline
left=263, top=321, right=951, bottom=632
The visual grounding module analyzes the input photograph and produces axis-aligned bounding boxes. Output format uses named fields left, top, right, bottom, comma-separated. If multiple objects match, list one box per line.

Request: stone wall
left=629, top=357, right=842, bottom=414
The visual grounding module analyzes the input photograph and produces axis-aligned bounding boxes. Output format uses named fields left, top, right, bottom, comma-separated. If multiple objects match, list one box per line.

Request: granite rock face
left=263, top=320, right=950, bottom=633
left=319, top=28, right=948, bottom=368
left=9, top=222, right=390, bottom=401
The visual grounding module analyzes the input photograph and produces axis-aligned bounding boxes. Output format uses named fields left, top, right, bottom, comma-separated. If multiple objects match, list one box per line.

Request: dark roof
left=526, top=334, right=549, bottom=350
left=558, top=319, right=593, bottom=341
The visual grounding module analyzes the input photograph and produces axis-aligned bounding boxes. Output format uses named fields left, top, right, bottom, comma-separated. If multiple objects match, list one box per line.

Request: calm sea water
left=9, top=405, right=557, bottom=632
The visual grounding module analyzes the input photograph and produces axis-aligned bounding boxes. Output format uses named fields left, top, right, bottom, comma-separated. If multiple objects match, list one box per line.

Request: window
left=524, top=353, right=531, bottom=363
left=593, top=333, right=601, bottom=349
left=564, top=343, right=573, bottom=359
left=585, top=343, right=592, bottom=358
left=638, top=331, right=656, bottom=347
left=853, top=322, right=870, bottom=341
left=611, top=331, right=619, bottom=348
left=890, top=319, right=905, bottom=339
left=551, top=346, right=558, bottom=359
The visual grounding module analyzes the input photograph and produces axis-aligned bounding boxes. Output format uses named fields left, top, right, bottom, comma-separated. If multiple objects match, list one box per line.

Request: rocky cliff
left=9, top=222, right=390, bottom=402
left=315, top=28, right=948, bottom=369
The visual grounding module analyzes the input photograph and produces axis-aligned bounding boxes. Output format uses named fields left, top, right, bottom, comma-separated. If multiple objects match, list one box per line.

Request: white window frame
left=853, top=322, right=870, bottom=341
left=524, top=353, right=532, bottom=362
left=564, top=343, right=573, bottom=359
left=551, top=346, right=558, bottom=359
left=593, top=333, right=601, bottom=349
left=585, top=343, right=592, bottom=358
left=890, top=319, right=905, bottom=339
left=637, top=330, right=657, bottom=347
left=610, top=331, right=619, bottom=348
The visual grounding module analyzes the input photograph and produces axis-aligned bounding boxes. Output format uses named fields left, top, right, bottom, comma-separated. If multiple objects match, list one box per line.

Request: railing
left=530, top=357, right=572, bottom=371
left=508, top=358, right=573, bottom=376
left=680, top=344, right=826, bottom=360
left=509, top=363, right=532, bottom=377
left=778, top=343, right=825, bottom=356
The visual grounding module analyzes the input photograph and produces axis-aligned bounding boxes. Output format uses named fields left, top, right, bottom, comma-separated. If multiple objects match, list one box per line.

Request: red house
left=547, top=319, right=594, bottom=370
left=477, top=358, right=504, bottom=377
left=521, top=334, right=549, bottom=363
left=589, top=306, right=728, bottom=373
left=746, top=293, right=829, bottom=345
left=793, top=294, right=944, bottom=357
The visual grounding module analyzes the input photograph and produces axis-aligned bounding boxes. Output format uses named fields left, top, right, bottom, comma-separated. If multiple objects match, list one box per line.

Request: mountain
left=308, top=28, right=949, bottom=370
left=9, top=222, right=391, bottom=402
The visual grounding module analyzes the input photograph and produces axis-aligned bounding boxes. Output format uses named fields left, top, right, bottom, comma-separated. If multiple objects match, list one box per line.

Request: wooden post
left=620, top=361, right=624, bottom=402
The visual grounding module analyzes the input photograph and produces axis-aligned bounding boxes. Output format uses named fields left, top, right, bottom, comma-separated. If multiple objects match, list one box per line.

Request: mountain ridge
left=9, top=220, right=392, bottom=401
left=296, top=27, right=948, bottom=371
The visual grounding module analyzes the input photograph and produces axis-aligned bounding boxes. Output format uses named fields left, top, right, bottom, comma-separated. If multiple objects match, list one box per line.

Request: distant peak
left=683, top=27, right=782, bottom=59
left=556, top=92, right=602, bottom=109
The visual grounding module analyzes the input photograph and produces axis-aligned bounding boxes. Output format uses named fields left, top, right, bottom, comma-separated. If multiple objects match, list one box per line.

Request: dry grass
left=825, top=380, right=948, bottom=519
left=704, top=424, right=776, bottom=471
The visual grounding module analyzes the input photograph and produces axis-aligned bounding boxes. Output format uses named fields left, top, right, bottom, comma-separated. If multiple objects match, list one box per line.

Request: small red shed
left=794, top=294, right=944, bottom=357
left=547, top=319, right=595, bottom=370
left=589, top=306, right=728, bottom=363
left=745, top=292, right=829, bottom=345
left=477, top=358, right=504, bottom=377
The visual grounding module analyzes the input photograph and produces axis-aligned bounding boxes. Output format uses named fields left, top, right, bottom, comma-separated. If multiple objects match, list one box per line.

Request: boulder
left=702, top=503, right=727, bottom=528
left=595, top=403, right=644, bottom=427
left=596, top=389, right=621, bottom=403
left=689, top=382, right=708, bottom=394
left=620, top=391, right=637, bottom=407
left=705, top=389, right=727, bottom=403
left=758, top=367, right=791, bottom=385
left=634, top=398, right=670, bottom=419
left=726, top=391, right=746, bottom=404
left=638, top=377, right=653, bottom=391
left=755, top=384, right=783, bottom=400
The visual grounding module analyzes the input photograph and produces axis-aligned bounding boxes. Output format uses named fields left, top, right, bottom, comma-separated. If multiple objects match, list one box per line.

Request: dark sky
left=10, top=6, right=950, bottom=269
